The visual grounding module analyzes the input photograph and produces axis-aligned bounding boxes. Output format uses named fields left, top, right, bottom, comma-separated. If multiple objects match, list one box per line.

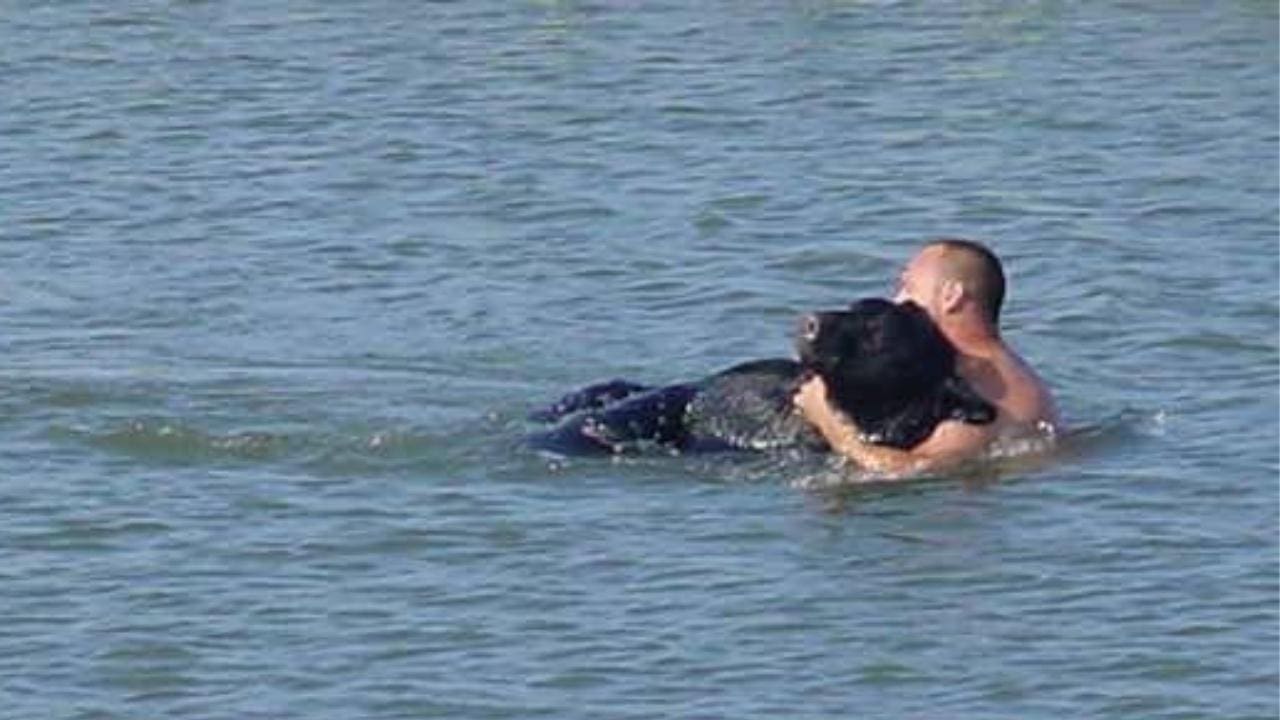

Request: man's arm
left=794, top=376, right=993, bottom=477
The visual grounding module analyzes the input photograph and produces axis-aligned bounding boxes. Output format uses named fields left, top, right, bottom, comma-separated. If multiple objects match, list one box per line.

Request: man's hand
left=793, top=375, right=876, bottom=460
left=793, top=374, right=835, bottom=427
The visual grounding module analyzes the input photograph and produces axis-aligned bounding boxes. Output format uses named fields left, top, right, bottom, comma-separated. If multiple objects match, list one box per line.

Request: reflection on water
left=1, top=1, right=1275, bottom=719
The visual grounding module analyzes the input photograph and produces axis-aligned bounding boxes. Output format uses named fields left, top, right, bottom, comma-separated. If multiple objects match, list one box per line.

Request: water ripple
left=1, top=2, right=1276, bottom=719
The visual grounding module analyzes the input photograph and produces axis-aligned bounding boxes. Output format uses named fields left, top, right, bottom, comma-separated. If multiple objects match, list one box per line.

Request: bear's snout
left=798, top=313, right=821, bottom=344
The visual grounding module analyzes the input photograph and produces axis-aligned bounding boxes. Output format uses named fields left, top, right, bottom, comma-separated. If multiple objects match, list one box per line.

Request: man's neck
left=939, top=317, right=1002, bottom=358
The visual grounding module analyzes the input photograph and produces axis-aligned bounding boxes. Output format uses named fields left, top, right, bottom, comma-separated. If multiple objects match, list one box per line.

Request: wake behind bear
left=527, top=298, right=995, bottom=456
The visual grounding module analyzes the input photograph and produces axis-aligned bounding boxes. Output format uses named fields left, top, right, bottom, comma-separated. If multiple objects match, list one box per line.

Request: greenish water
left=2, top=2, right=1277, bottom=718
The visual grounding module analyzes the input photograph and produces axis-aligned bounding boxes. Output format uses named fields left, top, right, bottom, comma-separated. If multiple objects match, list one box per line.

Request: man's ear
left=939, top=279, right=965, bottom=314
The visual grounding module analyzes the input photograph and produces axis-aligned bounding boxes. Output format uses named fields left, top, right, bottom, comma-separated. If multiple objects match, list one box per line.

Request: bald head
left=926, top=239, right=1005, bottom=325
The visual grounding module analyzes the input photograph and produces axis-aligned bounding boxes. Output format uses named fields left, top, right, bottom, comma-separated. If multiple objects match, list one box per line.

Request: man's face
left=893, top=248, right=944, bottom=317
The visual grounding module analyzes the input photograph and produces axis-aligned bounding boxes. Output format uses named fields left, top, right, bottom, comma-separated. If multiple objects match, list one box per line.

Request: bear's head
left=795, top=298, right=994, bottom=445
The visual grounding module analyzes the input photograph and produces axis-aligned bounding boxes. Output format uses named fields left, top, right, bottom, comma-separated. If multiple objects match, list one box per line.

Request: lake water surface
left=2, top=2, right=1277, bottom=718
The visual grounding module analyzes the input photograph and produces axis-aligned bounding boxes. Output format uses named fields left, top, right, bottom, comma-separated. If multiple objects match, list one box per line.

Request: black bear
left=527, top=298, right=995, bottom=455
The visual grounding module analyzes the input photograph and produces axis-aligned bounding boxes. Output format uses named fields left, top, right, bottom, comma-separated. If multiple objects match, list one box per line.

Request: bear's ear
left=941, top=375, right=996, bottom=425
left=895, top=300, right=935, bottom=333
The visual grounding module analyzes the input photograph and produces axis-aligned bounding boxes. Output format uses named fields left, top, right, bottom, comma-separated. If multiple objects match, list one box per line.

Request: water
left=2, top=2, right=1276, bottom=718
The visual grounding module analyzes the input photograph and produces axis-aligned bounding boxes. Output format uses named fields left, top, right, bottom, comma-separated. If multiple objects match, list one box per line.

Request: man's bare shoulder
left=991, top=345, right=1060, bottom=429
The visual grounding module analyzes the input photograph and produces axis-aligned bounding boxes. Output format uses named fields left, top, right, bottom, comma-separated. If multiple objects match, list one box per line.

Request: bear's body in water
left=527, top=299, right=995, bottom=456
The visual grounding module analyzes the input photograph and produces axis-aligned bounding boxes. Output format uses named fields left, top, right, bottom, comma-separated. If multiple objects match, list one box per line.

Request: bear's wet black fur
left=527, top=299, right=994, bottom=456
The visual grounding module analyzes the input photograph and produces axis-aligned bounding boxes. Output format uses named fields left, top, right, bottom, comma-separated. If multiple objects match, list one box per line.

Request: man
left=794, top=239, right=1060, bottom=476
